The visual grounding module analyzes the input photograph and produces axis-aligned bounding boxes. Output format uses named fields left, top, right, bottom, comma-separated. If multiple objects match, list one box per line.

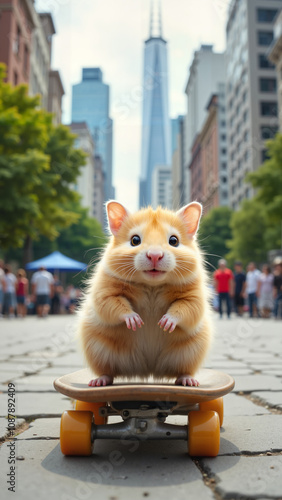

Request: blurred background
left=0, top=0, right=282, bottom=282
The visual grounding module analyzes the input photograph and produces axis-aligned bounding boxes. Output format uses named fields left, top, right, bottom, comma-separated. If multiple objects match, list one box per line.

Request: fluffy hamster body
left=78, top=201, right=213, bottom=386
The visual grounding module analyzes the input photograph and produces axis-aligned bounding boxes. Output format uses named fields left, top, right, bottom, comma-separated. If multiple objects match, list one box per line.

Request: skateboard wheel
left=60, top=410, right=93, bottom=456
left=199, top=397, right=224, bottom=427
left=75, top=401, right=107, bottom=425
left=188, top=410, right=220, bottom=457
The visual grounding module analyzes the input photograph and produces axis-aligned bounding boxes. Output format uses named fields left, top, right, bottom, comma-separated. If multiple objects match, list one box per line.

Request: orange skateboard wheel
left=75, top=400, right=107, bottom=424
left=60, top=410, right=93, bottom=456
left=199, top=397, right=224, bottom=427
left=188, top=410, right=220, bottom=457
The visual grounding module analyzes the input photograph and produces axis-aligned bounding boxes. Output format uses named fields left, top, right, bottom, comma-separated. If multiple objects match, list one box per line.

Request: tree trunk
left=23, top=235, right=33, bottom=267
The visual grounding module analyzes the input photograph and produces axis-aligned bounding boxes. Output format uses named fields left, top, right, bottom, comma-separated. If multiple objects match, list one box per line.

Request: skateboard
left=54, top=368, right=235, bottom=457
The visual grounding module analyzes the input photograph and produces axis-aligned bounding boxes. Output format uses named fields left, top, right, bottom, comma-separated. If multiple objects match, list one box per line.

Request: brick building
left=0, top=0, right=36, bottom=85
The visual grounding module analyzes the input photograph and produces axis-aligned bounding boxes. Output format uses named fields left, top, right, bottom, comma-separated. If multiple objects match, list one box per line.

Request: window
left=221, top=148, right=227, bottom=155
left=259, top=78, right=277, bottom=92
left=257, top=9, right=277, bottom=23
left=222, top=176, right=227, bottom=184
left=14, top=25, right=21, bottom=55
left=221, top=120, right=226, bottom=127
left=244, top=150, right=249, bottom=162
left=261, top=149, right=269, bottom=163
left=260, top=102, right=278, bottom=116
left=258, top=54, right=275, bottom=69
left=244, top=130, right=249, bottom=142
left=242, top=91, right=247, bottom=103
left=261, top=126, right=278, bottom=140
left=14, top=71, right=18, bottom=85
left=243, top=110, right=248, bottom=122
left=24, top=45, right=28, bottom=75
left=221, top=134, right=226, bottom=141
left=221, top=162, right=227, bottom=170
left=258, top=31, right=273, bottom=46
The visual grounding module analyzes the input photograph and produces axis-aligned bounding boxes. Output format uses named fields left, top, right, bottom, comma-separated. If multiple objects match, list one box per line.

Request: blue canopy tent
left=25, top=251, right=87, bottom=272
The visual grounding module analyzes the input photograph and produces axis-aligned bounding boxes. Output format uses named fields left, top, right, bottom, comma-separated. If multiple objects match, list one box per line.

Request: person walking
left=51, top=274, right=63, bottom=315
left=214, top=259, right=234, bottom=319
left=233, top=261, right=246, bottom=316
left=16, top=269, right=29, bottom=318
left=257, top=265, right=274, bottom=318
left=245, top=262, right=261, bottom=318
left=273, top=262, right=282, bottom=319
left=2, top=265, right=17, bottom=318
left=31, top=266, right=54, bottom=318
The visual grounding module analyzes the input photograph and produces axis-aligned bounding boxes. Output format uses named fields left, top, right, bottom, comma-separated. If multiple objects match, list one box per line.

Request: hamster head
left=104, top=201, right=203, bottom=286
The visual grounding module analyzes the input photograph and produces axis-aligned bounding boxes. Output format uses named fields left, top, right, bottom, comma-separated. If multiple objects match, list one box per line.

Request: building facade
left=226, top=0, right=281, bottom=210
left=184, top=45, right=226, bottom=203
left=139, top=2, right=171, bottom=207
left=70, top=122, right=95, bottom=218
left=48, top=69, right=64, bottom=125
left=72, top=68, right=114, bottom=202
left=29, top=12, right=55, bottom=109
left=171, top=115, right=185, bottom=209
left=269, top=10, right=282, bottom=130
left=151, top=165, right=172, bottom=209
left=93, top=155, right=105, bottom=228
left=189, top=91, right=228, bottom=215
left=0, top=0, right=36, bottom=85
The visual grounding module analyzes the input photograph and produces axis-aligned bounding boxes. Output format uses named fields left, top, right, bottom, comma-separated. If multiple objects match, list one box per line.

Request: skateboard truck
left=54, top=368, right=235, bottom=457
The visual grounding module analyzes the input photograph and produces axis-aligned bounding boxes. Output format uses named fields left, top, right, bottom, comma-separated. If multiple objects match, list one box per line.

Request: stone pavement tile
left=232, top=374, right=282, bottom=392
left=251, top=391, right=282, bottom=410
left=226, top=368, right=254, bottom=376
left=0, top=362, right=44, bottom=373
left=0, top=437, right=214, bottom=500
left=0, top=392, right=73, bottom=418
left=202, top=455, right=282, bottom=499
left=49, top=353, right=85, bottom=367
left=16, top=418, right=60, bottom=440
left=206, top=360, right=249, bottom=369
left=0, top=417, right=25, bottom=440
left=248, top=364, right=282, bottom=371
left=224, top=393, right=270, bottom=416
left=218, top=415, right=282, bottom=455
left=38, top=366, right=84, bottom=377
left=0, top=371, right=26, bottom=384
left=12, top=375, right=61, bottom=388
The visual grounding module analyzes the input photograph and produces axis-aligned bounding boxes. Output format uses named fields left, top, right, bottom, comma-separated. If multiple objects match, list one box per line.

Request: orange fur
left=78, top=202, right=213, bottom=382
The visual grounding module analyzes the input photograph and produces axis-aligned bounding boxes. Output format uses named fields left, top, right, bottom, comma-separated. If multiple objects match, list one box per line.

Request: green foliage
left=226, top=200, right=268, bottom=267
left=247, top=134, right=282, bottom=226
left=0, top=63, right=86, bottom=250
left=198, top=206, right=233, bottom=272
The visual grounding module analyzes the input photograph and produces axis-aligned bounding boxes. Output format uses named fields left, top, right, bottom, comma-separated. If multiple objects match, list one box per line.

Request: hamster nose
left=146, top=251, right=164, bottom=267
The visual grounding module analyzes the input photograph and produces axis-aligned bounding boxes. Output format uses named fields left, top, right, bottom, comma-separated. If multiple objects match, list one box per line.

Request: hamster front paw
left=88, top=375, right=113, bottom=387
left=122, top=312, right=144, bottom=331
left=175, top=375, right=200, bottom=387
left=158, top=314, right=178, bottom=333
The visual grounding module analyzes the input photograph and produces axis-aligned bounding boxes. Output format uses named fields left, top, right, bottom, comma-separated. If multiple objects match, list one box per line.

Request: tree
left=247, top=134, right=282, bottom=229
left=198, top=206, right=233, bottom=272
left=0, top=64, right=86, bottom=263
left=226, top=200, right=268, bottom=267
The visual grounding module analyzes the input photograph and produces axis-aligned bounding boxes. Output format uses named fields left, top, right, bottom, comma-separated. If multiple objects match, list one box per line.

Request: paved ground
left=0, top=314, right=282, bottom=499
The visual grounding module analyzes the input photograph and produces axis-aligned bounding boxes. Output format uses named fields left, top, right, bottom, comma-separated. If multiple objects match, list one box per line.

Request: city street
left=0, top=314, right=282, bottom=499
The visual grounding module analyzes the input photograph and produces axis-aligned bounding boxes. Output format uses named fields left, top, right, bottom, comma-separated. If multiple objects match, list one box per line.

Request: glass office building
left=139, top=3, right=171, bottom=207
left=72, top=68, right=114, bottom=201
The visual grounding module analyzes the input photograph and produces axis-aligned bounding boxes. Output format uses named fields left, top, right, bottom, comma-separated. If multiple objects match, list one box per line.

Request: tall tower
left=72, top=68, right=114, bottom=202
left=139, top=0, right=171, bottom=207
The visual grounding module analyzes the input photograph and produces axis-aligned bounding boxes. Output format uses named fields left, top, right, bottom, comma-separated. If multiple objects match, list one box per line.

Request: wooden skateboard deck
left=54, top=368, right=235, bottom=405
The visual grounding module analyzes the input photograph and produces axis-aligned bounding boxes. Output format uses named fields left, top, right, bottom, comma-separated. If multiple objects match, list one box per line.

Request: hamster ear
left=106, top=201, right=130, bottom=236
left=177, top=202, right=202, bottom=238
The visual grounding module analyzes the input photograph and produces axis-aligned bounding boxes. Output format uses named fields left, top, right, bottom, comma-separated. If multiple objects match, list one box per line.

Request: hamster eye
left=169, top=235, right=179, bottom=247
left=131, top=235, right=141, bottom=246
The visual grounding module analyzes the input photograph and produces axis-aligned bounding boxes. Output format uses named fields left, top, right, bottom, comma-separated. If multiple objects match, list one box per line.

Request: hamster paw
left=158, top=314, right=178, bottom=333
left=175, top=375, right=200, bottom=387
left=122, top=312, right=144, bottom=331
left=88, top=375, right=113, bottom=387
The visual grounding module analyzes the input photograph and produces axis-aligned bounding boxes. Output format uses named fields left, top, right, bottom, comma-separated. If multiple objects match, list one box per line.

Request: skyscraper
left=72, top=68, right=114, bottom=201
left=226, top=0, right=280, bottom=210
left=139, top=0, right=171, bottom=207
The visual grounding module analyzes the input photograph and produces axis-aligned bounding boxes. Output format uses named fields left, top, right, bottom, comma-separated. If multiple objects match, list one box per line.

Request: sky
left=35, top=0, right=230, bottom=212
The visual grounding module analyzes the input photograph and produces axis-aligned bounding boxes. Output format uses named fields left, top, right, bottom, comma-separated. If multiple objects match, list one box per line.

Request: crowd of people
left=1, top=257, right=282, bottom=320
left=213, top=258, right=282, bottom=319
left=0, top=261, right=81, bottom=319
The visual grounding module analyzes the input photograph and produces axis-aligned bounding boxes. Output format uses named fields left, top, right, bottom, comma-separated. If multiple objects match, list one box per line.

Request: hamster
left=78, top=201, right=213, bottom=387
